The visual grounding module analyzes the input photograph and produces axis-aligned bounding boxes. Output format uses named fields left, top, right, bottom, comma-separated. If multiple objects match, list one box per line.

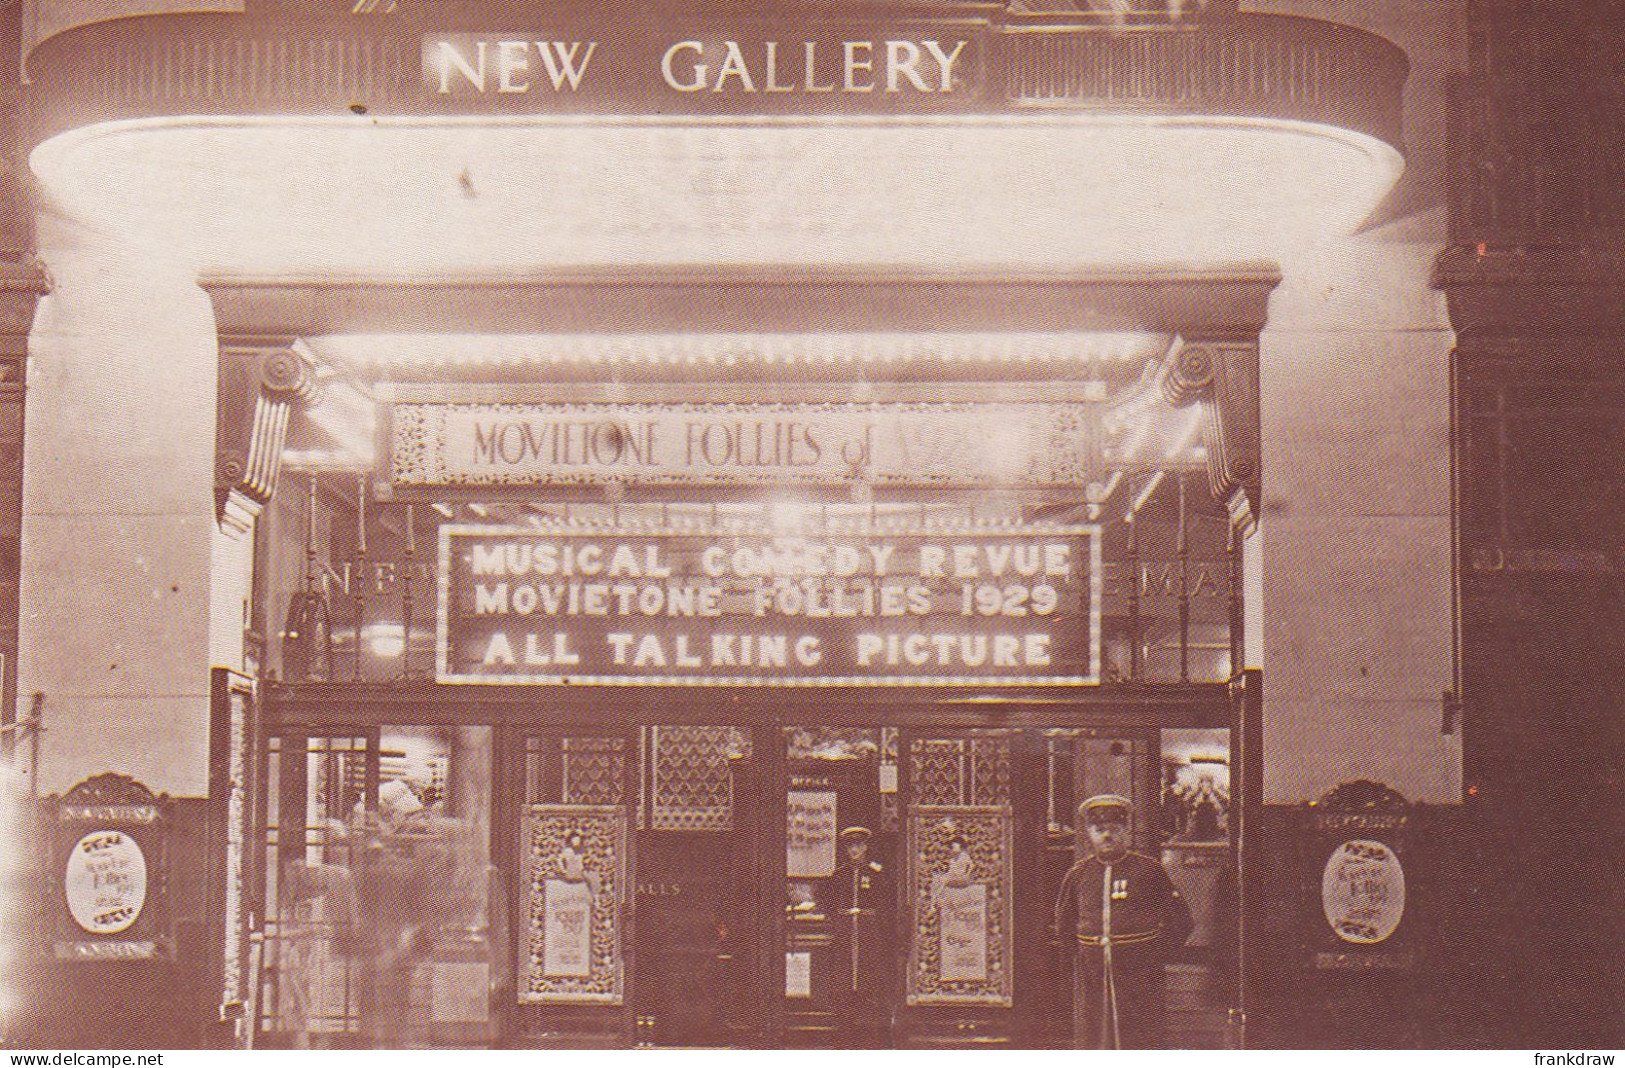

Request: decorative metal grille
left=562, top=737, right=626, bottom=807
left=650, top=726, right=748, bottom=832
left=969, top=737, right=1013, bottom=806
left=910, top=739, right=966, bottom=806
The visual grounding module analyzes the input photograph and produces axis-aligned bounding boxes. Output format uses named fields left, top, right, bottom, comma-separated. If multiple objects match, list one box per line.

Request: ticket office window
left=258, top=726, right=500, bottom=1047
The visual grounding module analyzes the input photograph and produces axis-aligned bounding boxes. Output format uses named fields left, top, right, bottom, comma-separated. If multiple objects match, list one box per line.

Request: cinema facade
left=0, top=0, right=1521, bottom=1051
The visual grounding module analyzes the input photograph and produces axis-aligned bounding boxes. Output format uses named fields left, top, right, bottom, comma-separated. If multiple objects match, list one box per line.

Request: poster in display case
left=905, top=805, right=1013, bottom=1006
left=519, top=804, right=627, bottom=1003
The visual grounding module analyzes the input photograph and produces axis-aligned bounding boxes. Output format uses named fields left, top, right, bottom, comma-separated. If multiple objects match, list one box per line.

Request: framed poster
left=905, top=805, right=1013, bottom=1006
left=519, top=804, right=626, bottom=1003
left=52, top=774, right=170, bottom=962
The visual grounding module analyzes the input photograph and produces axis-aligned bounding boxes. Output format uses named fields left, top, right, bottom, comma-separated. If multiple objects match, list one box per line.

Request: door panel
left=255, top=727, right=502, bottom=1048
left=780, top=728, right=890, bottom=1046
left=633, top=726, right=759, bottom=1047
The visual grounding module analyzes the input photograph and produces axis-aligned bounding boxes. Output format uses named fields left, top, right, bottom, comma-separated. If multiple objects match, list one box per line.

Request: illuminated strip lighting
left=380, top=501, right=1081, bottom=537
left=437, top=511, right=1091, bottom=539
left=327, top=331, right=1168, bottom=370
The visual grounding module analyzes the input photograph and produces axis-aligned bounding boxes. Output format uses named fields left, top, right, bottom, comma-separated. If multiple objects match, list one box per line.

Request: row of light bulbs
left=328, top=331, right=1173, bottom=369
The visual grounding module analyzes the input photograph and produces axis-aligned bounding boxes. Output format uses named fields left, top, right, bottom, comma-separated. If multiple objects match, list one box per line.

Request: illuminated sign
left=64, top=830, right=148, bottom=936
left=436, top=524, right=1101, bottom=686
left=388, top=399, right=1103, bottom=493
left=421, top=32, right=977, bottom=107
left=1321, top=839, right=1406, bottom=945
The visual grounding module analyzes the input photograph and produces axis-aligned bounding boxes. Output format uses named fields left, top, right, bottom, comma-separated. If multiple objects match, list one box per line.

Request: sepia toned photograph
left=0, top=0, right=1617, bottom=1055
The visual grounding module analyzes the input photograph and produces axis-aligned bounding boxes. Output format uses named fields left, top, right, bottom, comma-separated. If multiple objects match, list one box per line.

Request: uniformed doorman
left=823, top=825, right=893, bottom=1046
left=1054, top=795, right=1193, bottom=1049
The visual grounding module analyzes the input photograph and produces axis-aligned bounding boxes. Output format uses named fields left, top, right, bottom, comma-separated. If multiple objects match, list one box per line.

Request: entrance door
left=632, top=725, right=763, bottom=1047
left=1031, top=728, right=1161, bottom=1047
left=509, top=723, right=767, bottom=1048
left=779, top=727, right=895, bottom=1046
left=1037, top=726, right=1236, bottom=1049
left=254, top=726, right=501, bottom=1048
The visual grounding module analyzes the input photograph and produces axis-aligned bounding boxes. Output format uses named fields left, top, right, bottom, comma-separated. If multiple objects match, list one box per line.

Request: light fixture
left=363, top=622, right=407, bottom=659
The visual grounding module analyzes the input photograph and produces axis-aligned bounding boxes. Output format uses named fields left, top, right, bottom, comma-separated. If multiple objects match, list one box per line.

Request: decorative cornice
left=1434, top=245, right=1625, bottom=338
left=203, top=266, right=1282, bottom=338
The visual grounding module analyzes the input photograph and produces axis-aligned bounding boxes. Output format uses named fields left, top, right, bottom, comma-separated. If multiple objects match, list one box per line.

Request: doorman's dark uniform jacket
left=822, top=856, right=893, bottom=1045
left=1054, top=850, right=1193, bottom=1049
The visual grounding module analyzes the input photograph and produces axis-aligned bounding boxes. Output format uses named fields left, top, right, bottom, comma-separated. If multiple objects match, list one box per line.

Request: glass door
left=1038, top=726, right=1235, bottom=1049
left=779, top=727, right=895, bottom=1047
left=255, top=726, right=499, bottom=1049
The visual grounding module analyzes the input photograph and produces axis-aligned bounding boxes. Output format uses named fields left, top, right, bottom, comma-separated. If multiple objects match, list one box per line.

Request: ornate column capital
left=1159, top=339, right=1259, bottom=530
left=216, top=337, right=318, bottom=527
left=1160, top=342, right=1217, bottom=407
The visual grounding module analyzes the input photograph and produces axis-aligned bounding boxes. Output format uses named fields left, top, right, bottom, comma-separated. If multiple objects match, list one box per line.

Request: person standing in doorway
left=823, top=826, right=893, bottom=1047
left=1054, top=794, right=1193, bottom=1049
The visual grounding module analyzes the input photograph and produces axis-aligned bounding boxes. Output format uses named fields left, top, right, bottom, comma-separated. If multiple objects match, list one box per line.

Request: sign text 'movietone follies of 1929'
left=388, top=401, right=1101, bottom=492
left=437, top=526, right=1101, bottom=686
